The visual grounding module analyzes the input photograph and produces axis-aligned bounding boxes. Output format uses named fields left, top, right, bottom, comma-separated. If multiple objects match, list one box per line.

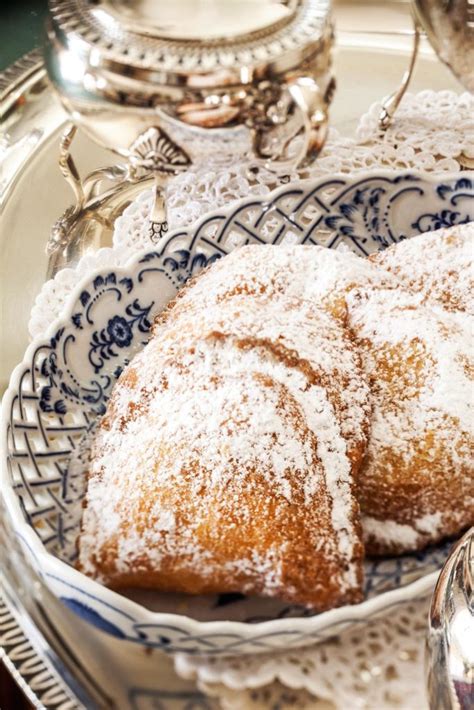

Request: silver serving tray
left=0, top=2, right=461, bottom=706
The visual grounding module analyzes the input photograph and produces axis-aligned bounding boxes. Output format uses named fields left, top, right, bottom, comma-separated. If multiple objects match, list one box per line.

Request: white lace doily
left=29, top=89, right=474, bottom=338
left=177, top=598, right=430, bottom=710
left=26, top=90, right=473, bottom=708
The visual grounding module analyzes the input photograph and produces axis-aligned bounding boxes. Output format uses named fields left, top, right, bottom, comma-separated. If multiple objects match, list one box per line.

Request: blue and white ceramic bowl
left=1, top=171, right=473, bottom=656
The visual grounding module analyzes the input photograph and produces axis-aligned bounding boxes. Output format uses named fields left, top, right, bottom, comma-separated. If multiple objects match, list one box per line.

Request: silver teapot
left=44, top=0, right=334, bottom=275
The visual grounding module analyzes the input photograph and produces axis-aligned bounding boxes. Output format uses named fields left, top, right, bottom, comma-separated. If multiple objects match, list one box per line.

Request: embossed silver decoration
left=130, top=128, right=191, bottom=242
left=44, top=0, right=334, bottom=276
left=46, top=122, right=194, bottom=276
left=45, top=0, right=333, bottom=154
left=129, top=128, right=191, bottom=177
left=426, top=528, right=474, bottom=710
left=0, top=580, right=83, bottom=709
left=379, top=0, right=474, bottom=129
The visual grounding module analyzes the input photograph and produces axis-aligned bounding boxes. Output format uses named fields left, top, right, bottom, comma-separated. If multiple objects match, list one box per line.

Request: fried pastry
left=154, top=295, right=371, bottom=473
left=78, top=296, right=367, bottom=609
left=79, top=232, right=473, bottom=601
left=161, top=243, right=397, bottom=324
left=371, top=222, right=474, bottom=314
left=347, top=286, right=474, bottom=555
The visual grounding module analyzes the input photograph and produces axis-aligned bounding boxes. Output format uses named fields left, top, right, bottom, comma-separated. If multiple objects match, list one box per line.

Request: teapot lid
left=99, top=0, right=298, bottom=41
left=47, top=0, right=331, bottom=86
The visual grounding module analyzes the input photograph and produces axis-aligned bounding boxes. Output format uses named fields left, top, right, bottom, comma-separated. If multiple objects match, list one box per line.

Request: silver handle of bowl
left=426, top=528, right=474, bottom=710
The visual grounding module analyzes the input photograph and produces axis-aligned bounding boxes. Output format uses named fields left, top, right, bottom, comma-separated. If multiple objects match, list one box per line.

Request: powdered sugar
left=80, top=339, right=358, bottom=600
left=372, top=222, right=474, bottom=315
left=363, top=513, right=445, bottom=550
left=79, top=284, right=369, bottom=605
left=416, top=512, right=443, bottom=535
left=347, top=289, right=473, bottom=432
left=168, top=244, right=398, bottom=323
left=79, top=232, right=473, bottom=599
left=153, top=292, right=372, bottom=580
left=347, top=286, right=474, bottom=553
left=157, top=292, right=372, bottom=463
left=362, top=517, right=420, bottom=549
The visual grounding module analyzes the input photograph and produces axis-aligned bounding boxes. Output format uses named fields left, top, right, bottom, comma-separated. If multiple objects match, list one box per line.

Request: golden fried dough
left=347, top=287, right=474, bottom=554
left=78, top=296, right=367, bottom=609
left=160, top=243, right=397, bottom=324
left=371, top=222, right=474, bottom=314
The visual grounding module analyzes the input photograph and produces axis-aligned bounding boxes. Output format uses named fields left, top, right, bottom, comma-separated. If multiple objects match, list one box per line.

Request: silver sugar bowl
left=44, top=0, right=334, bottom=275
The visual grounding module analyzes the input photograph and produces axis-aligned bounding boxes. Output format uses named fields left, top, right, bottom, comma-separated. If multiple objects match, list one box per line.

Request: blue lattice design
left=1, top=171, right=472, bottom=655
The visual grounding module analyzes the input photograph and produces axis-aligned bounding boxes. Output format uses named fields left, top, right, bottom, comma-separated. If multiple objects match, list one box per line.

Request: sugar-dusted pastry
left=154, top=295, right=371, bottom=473
left=371, top=222, right=474, bottom=315
left=161, top=243, right=397, bottom=324
left=346, top=287, right=474, bottom=555
left=78, top=295, right=367, bottom=610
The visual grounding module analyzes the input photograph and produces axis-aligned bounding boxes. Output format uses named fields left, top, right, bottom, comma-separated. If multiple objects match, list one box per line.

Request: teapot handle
left=378, top=17, right=421, bottom=129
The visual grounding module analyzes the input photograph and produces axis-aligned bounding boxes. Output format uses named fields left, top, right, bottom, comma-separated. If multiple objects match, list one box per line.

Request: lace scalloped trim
left=175, top=598, right=430, bottom=710
left=29, top=90, right=474, bottom=339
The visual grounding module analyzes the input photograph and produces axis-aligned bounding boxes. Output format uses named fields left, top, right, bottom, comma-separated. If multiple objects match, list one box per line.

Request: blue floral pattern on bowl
left=1, top=171, right=472, bottom=655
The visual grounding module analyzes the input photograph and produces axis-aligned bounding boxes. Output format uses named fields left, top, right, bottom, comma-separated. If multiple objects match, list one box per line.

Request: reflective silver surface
left=0, top=0, right=461, bottom=391
left=99, top=0, right=299, bottom=40
left=0, top=4, right=466, bottom=702
left=44, top=0, right=334, bottom=275
left=379, top=0, right=474, bottom=129
left=45, top=0, right=333, bottom=156
left=426, top=529, right=474, bottom=710
left=379, top=20, right=421, bottom=129
left=414, top=0, right=474, bottom=91
left=0, top=495, right=215, bottom=709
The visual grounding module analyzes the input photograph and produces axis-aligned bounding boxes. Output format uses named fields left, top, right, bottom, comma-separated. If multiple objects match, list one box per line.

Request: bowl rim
left=2, top=168, right=472, bottom=642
